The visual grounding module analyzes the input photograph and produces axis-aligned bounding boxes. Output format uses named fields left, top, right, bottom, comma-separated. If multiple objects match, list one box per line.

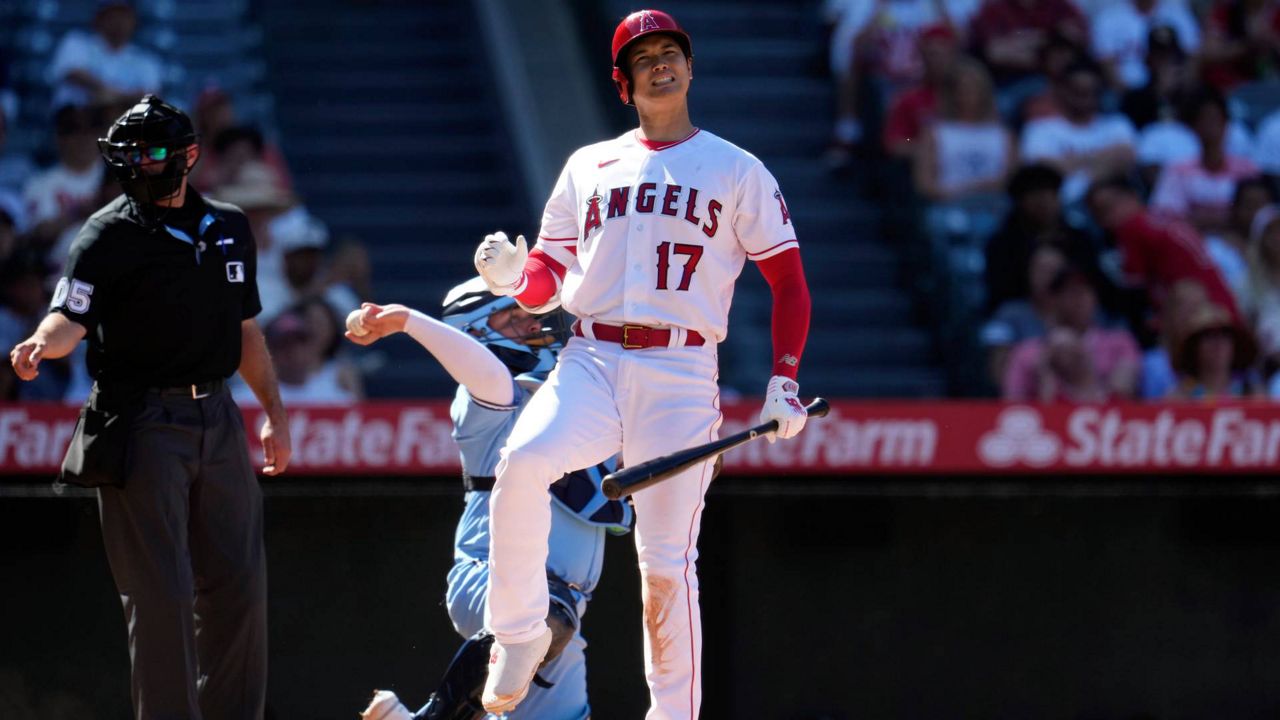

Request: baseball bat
left=601, top=398, right=830, bottom=500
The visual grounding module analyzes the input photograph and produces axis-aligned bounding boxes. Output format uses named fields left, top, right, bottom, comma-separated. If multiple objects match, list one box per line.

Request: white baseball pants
left=487, top=336, right=721, bottom=719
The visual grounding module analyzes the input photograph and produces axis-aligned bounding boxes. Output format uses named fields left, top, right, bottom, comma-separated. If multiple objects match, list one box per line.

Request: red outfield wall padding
left=3, top=401, right=1280, bottom=475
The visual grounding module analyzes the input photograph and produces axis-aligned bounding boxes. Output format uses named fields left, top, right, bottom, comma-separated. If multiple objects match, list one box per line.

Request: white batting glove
left=474, top=231, right=527, bottom=296
left=759, top=375, right=807, bottom=443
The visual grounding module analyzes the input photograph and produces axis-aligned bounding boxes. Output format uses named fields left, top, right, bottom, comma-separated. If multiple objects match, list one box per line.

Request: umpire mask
left=98, top=95, right=199, bottom=205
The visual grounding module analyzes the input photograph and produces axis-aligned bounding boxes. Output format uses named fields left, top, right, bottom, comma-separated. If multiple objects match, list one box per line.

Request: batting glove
left=759, top=375, right=807, bottom=443
left=474, top=231, right=527, bottom=296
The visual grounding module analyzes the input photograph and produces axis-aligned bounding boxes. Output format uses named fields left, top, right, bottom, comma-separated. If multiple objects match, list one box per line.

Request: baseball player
left=346, top=278, right=632, bottom=720
left=472, top=9, right=812, bottom=717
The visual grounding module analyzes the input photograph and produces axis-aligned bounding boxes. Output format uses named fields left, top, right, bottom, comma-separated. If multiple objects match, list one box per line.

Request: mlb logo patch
left=226, top=261, right=245, bottom=283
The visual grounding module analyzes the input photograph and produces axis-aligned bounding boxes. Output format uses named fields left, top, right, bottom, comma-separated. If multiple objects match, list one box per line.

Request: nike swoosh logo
left=598, top=159, right=619, bottom=168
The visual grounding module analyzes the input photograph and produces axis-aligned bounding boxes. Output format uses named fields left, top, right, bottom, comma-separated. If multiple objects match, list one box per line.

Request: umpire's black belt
left=105, top=378, right=226, bottom=400
left=463, top=473, right=495, bottom=492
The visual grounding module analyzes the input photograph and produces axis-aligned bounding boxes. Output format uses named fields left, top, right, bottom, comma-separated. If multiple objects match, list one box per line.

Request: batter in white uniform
left=474, top=10, right=813, bottom=717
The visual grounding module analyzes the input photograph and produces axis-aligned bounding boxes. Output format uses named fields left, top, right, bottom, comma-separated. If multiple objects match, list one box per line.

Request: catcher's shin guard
left=414, top=632, right=493, bottom=720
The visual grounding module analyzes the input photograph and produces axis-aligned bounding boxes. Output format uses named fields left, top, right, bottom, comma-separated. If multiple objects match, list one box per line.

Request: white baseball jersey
left=532, top=128, right=798, bottom=342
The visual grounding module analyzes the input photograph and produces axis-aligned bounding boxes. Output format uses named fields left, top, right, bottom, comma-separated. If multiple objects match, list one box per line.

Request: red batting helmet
left=611, top=9, right=692, bottom=105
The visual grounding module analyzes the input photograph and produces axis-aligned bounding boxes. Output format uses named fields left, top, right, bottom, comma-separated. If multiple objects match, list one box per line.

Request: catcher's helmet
left=441, top=277, right=570, bottom=376
left=611, top=9, right=692, bottom=105
left=98, top=95, right=199, bottom=205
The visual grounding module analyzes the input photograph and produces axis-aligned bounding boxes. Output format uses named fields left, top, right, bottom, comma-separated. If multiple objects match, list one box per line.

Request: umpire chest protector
left=52, top=190, right=261, bottom=387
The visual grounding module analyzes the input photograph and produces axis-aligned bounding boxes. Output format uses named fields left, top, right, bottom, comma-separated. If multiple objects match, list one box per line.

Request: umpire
left=9, top=95, right=291, bottom=719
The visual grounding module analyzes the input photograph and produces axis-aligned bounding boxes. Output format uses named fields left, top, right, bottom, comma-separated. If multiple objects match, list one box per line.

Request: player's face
left=489, top=307, right=546, bottom=345
left=627, top=35, right=691, bottom=105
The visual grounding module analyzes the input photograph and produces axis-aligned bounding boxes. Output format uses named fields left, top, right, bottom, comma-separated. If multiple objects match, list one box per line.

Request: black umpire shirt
left=50, top=189, right=262, bottom=387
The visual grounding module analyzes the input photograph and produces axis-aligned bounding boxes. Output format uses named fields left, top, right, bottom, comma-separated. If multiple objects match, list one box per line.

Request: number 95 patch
left=50, top=278, right=94, bottom=314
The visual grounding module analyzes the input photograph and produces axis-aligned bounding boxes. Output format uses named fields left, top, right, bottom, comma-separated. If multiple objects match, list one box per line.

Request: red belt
left=573, top=320, right=706, bottom=349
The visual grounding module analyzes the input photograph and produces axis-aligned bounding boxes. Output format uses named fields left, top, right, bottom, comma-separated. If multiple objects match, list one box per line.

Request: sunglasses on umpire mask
left=98, top=141, right=174, bottom=167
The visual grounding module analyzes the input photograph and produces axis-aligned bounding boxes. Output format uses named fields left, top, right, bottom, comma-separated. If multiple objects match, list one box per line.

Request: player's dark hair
left=1007, top=163, right=1063, bottom=199
left=1233, top=176, right=1275, bottom=209
left=212, top=125, right=265, bottom=157
left=1060, top=57, right=1103, bottom=84
left=1176, top=85, right=1229, bottom=128
left=1085, top=174, right=1139, bottom=208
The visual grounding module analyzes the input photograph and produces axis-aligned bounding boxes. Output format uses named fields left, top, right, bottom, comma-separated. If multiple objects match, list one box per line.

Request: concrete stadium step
left=303, top=173, right=506, bottom=204
left=803, top=327, right=935, bottom=365
left=284, top=146, right=504, bottom=173
left=692, top=39, right=814, bottom=77
left=319, top=208, right=524, bottom=232
left=802, top=366, right=948, bottom=398
left=281, top=104, right=486, bottom=133
left=275, top=72, right=483, bottom=100
left=272, top=43, right=470, bottom=69
left=676, top=5, right=814, bottom=36
left=695, top=77, right=831, bottom=114
left=264, top=13, right=465, bottom=42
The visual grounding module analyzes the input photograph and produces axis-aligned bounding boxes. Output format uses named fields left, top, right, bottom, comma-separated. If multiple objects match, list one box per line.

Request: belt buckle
left=620, top=324, right=647, bottom=349
left=191, top=384, right=211, bottom=400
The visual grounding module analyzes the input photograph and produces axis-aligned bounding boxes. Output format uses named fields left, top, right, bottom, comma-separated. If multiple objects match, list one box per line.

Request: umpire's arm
left=10, top=313, right=87, bottom=381
left=239, top=318, right=292, bottom=476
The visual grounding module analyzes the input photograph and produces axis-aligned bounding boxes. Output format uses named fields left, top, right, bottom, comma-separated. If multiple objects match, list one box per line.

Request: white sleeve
left=1089, top=9, right=1123, bottom=61
left=1019, top=121, right=1057, bottom=162
left=1149, top=165, right=1188, bottom=217
left=47, top=32, right=91, bottom=84
left=1257, top=114, right=1280, bottom=175
left=402, top=309, right=515, bottom=407
left=1106, top=115, right=1138, bottom=146
left=533, top=157, right=580, bottom=269
left=1170, top=7, right=1201, bottom=53
left=21, top=175, right=57, bottom=226
left=734, top=161, right=798, bottom=261
left=140, top=52, right=165, bottom=92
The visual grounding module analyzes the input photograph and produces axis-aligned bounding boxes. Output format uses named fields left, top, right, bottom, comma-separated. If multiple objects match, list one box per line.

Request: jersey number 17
left=655, top=242, right=704, bottom=291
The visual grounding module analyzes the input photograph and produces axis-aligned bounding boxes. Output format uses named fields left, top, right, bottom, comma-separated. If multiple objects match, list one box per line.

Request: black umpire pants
left=97, top=384, right=266, bottom=720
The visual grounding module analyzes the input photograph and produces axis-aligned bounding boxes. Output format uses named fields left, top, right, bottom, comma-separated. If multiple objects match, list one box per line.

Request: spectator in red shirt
left=882, top=24, right=959, bottom=159
left=969, top=0, right=1088, bottom=87
left=1086, top=175, right=1242, bottom=321
left=1200, top=0, right=1280, bottom=92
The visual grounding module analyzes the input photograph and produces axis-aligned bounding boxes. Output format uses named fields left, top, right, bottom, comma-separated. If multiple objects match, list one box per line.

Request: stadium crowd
left=825, top=0, right=1280, bottom=401
left=4, top=0, right=1280, bottom=406
left=0, top=0, right=366, bottom=407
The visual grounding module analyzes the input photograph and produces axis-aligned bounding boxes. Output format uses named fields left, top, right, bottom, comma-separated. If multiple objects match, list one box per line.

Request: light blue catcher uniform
left=446, top=380, right=630, bottom=720
left=358, top=277, right=633, bottom=720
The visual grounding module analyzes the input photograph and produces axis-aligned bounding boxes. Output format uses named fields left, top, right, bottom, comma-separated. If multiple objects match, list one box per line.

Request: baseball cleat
left=361, top=690, right=415, bottom=720
left=480, top=628, right=553, bottom=714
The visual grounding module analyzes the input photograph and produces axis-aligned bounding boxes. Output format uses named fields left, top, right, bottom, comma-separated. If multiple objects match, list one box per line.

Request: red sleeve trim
left=756, top=248, right=810, bottom=379
left=539, top=235, right=577, bottom=243
left=747, top=239, right=799, bottom=259
left=514, top=248, right=566, bottom=307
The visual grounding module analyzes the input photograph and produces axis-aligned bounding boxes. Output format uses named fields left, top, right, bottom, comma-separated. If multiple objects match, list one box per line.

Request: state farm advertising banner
left=2, top=401, right=1280, bottom=476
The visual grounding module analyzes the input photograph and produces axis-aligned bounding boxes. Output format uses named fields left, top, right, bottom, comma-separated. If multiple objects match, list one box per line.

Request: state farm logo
left=978, top=407, right=1061, bottom=467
